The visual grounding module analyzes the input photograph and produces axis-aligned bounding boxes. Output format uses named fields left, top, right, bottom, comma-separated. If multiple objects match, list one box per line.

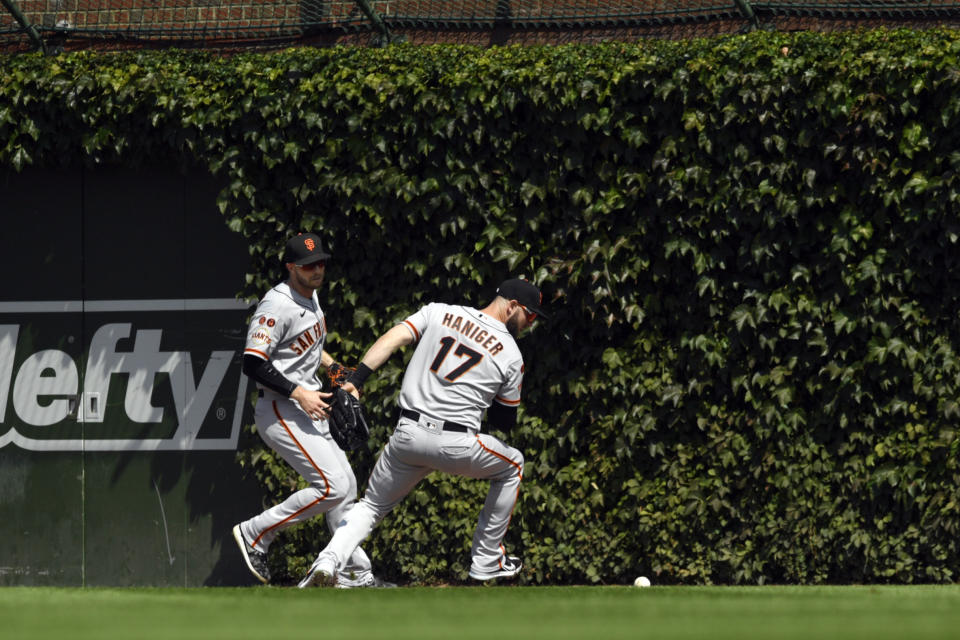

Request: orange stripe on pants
left=250, top=401, right=332, bottom=548
left=475, top=435, right=523, bottom=550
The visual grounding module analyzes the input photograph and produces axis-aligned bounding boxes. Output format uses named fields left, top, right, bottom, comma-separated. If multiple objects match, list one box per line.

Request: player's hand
left=291, top=386, right=333, bottom=421
left=341, top=382, right=361, bottom=400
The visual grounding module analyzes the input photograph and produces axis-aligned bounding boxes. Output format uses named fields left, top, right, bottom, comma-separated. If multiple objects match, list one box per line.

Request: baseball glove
left=328, top=388, right=370, bottom=451
left=327, top=362, right=355, bottom=389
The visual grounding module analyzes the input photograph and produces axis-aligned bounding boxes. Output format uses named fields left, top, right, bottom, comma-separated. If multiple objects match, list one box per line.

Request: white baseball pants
left=322, top=415, right=525, bottom=574
left=238, top=391, right=373, bottom=581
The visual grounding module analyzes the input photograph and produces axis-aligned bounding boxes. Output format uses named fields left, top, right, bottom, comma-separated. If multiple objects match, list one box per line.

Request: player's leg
left=236, top=398, right=353, bottom=566
left=327, top=426, right=433, bottom=567
left=322, top=435, right=392, bottom=587
left=433, top=432, right=524, bottom=579
left=299, top=422, right=431, bottom=586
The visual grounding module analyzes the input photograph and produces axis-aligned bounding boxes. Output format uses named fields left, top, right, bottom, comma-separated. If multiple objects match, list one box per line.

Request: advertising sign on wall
left=0, top=299, right=250, bottom=452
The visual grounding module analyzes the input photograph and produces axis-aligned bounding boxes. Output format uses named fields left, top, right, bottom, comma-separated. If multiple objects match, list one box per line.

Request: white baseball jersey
left=243, top=282, right=327, bottom=391
left=237, top=280, right=375, bottom=584
left=398, top=302, right=524, bottom=429
left=314, top=301, right=528, bottom=579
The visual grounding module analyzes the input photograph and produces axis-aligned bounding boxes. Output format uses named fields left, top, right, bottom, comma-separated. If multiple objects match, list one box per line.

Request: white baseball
left=633, top=576, right=651, bottom=587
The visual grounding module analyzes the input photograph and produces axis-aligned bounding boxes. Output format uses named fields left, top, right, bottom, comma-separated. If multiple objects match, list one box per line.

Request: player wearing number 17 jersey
left=298, top=278, right=548, bottom=587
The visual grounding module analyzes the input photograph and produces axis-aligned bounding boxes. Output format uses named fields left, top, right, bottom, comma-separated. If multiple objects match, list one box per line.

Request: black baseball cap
left=496, top=278, right=549, bottom=320
left=285, top=232, right=330, bottom=265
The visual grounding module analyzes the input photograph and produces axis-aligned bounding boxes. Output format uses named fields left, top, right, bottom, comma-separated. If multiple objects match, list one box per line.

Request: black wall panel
left=0, top=166, right=262, bottom=586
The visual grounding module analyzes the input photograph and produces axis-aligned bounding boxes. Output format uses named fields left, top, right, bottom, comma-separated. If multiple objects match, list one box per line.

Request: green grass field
left=3, top=585, right=960, bottom=640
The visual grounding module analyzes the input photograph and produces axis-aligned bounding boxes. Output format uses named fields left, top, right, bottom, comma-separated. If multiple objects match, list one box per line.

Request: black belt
left=400, top=408, right=470, bottom=433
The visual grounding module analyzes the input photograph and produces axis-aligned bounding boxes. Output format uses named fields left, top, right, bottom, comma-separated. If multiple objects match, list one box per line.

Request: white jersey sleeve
left=243, top=283, right=327, bottom=391
left=244, top=293, right=290, bottom=362
left=398, top=302, right=524, bottom=430
left=493, top=359, right=524, bottom=409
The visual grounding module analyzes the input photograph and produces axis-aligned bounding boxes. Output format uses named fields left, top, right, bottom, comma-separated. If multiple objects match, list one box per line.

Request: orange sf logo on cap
left=305, top=238, right=316, bottom=251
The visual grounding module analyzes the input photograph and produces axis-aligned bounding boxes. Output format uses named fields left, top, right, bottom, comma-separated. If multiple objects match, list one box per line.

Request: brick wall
left=2, top=0, right=959, bottom=52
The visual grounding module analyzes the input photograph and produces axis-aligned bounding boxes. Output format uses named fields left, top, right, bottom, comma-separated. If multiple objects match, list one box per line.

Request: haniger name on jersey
left=441, top=312, right=505, bottom=357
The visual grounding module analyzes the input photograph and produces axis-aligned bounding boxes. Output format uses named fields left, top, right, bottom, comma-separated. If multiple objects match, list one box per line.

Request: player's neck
left=479, top=300, right=509, bottom=324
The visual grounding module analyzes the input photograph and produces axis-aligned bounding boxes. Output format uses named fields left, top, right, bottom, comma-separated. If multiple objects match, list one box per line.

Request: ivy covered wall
left=3, top=29, right=960, bottom=584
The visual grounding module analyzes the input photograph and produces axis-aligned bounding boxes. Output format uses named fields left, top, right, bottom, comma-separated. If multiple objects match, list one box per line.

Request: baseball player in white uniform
left=232, top=232, right=393, bottom=588
left=298, top=278, right=547, bottom=587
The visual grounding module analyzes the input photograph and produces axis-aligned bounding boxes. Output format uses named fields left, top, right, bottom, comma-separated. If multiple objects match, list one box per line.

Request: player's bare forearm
left=359, top=324, right=416, bottom=371
left=320, top=350, right=336, bottom=369
left=341, top=324, right=416, bottom=398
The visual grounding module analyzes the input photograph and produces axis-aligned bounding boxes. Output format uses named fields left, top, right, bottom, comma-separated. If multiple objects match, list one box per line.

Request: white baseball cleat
left=468, top=555, right=523, bottom=581
left=336, top=573, right=398, bottom=589
left=298, top=553, right=337, bottom=588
